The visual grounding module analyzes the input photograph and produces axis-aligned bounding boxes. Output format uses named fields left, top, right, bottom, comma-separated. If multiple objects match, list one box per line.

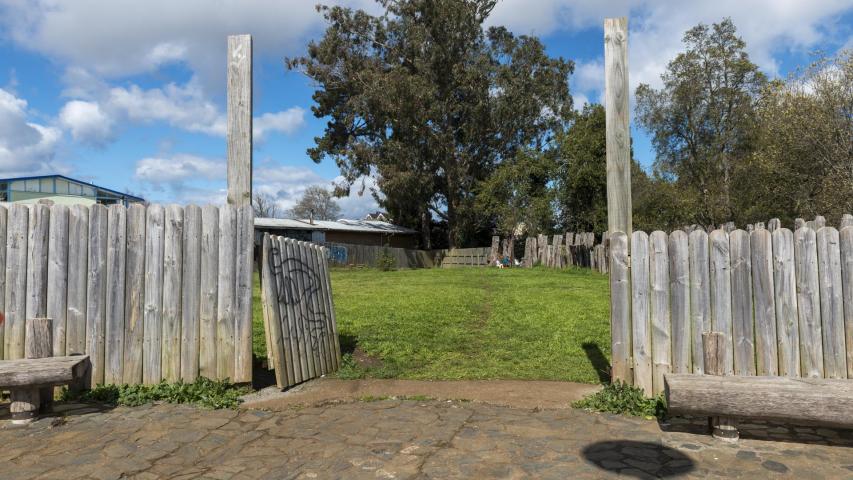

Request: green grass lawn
left=253, top=267, right=611, bottom=384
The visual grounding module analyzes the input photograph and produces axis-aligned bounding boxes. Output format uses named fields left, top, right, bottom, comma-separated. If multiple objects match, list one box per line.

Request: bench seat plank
left=665, top=373, right=853, bottom=428
left=0, top=355, right=90, bottom=388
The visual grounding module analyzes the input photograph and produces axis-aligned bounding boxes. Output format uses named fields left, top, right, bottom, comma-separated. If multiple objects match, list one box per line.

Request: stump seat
left=0, top=355, right=90, bottom=424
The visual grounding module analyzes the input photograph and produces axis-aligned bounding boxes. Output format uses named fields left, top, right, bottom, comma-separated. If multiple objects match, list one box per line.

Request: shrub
left=572, top=381, right=666, bottom=419
left=377, top=247, right=397, bottom=271
left=335, top=353, right=367, bottom=379
left=60, top=377, right=250, bottom=409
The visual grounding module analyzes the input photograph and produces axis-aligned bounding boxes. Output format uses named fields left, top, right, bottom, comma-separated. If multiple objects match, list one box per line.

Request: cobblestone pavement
left=1, top=399, right=852, bottom=479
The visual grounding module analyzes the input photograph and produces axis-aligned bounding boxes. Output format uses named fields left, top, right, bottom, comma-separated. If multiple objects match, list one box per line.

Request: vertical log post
left=11, top=318, right=53, bottom=424
left=703, top=331, right=739, bottom=441
left=26, top=318, right=53, bottom=411
left=605, top=17, right=632, bottom=384
left=604, top=17, right=632, bottom=237
left=227, top=34, right=255, bottom=384
left=227, top=34, right=253, bottom=207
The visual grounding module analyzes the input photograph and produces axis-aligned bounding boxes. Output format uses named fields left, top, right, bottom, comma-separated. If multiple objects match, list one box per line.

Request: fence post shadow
left=581, top=342, right=612, bottom=384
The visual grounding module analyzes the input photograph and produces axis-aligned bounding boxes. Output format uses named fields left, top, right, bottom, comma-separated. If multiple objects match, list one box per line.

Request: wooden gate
left=260, top=234, right=341, bottom=388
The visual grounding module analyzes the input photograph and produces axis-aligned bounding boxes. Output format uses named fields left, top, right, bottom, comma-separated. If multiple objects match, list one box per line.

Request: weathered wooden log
left=9, top=388, right=39, bottom=425
left=700, top=332, right=738, bottom=441
left=665, top=374, right=853, bottom=428
left=25, top=318, right=53, bottom=414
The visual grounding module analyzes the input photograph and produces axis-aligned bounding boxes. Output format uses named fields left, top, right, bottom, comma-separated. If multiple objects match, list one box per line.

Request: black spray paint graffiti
left=268, top=244, right=329, bottom=352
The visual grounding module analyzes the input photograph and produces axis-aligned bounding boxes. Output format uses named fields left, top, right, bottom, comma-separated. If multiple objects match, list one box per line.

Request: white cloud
left=490, top=1, right=852, bottom=109
left=108, top=80, right=225, bottom=136
left=131, top=152, right=381, bottom=216
left=54, top=76, right=307, bottom=144
left=253, top=167, right=380, bottom=219
left=0, top=88, right=63, bottom=176
left=253, top=108, right=306, bottom=141
left=135, top=154, right=225, bottom=186
left=59, top=100, right=113, bottom=145
left=0, top=0, right=377, bottom=90
left=333, top=175, right=381, bottom=219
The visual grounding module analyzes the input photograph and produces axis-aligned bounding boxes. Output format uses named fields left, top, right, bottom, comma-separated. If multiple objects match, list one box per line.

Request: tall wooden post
left=227, top=34, right=253, bottom=207
left=604, top=17, right=631, bottom=237
left=227, top=34, right=255, bottom=384
left=605, top=17, right=632, bottom=386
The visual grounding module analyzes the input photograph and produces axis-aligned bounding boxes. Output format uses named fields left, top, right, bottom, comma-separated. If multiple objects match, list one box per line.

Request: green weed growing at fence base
left=377, top=247, right=397, bottom=271
left=60, top=377, right=250, bottom=409
left=572, top=381, right=666, bottom=419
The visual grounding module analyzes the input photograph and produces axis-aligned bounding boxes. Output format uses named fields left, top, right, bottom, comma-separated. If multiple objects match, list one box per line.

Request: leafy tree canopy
left=289, top=185, right=342, bottom=221
left=635, top=18, right=766, bottom=226
left=288, top=0, right=574, bottom=247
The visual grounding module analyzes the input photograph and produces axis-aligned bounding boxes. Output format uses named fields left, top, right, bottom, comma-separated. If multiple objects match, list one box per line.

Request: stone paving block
left=1, top=399, right=852, bottom=479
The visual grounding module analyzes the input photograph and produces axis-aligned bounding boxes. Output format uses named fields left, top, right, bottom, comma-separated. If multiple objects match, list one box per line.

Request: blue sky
left=1, top=0, right=851, bottom=218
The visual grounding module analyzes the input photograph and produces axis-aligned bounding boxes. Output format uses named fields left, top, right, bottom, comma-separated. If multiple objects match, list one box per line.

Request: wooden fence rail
left=261, top=234, right=340, bottom=388
left=435, top=247, right=491, bottom=267
left=1, top=202, right=254, bottom=385
left=612, top=225, right=853, bottom=395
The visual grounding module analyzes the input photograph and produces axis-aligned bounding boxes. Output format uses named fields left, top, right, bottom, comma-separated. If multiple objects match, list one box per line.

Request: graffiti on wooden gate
left=268, top=243, right=329, bottom=351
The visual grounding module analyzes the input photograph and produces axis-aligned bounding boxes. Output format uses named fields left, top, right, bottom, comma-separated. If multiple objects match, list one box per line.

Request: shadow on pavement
left=661, top=416, right=853, bottom=447
left=581, top=440, right=695, bottom=478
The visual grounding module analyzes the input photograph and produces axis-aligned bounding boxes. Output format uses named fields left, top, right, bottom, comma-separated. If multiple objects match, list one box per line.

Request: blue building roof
left=0, top=174, right=145, bottom=203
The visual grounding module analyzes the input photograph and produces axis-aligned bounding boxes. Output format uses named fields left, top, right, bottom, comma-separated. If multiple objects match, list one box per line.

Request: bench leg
left=710, top=416, right=739, bottom=442
left=39, top=386, right=54, bottom=413
left=10, top=388, right=40, bottom=425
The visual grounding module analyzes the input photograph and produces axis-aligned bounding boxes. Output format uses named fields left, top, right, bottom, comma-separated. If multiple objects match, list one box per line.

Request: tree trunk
left=420, top=207, right=432, bottom=250
left=445, top=171, right=459, bottom=249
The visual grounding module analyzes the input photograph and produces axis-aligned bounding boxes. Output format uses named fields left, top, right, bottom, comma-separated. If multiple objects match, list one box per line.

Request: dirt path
left=240, top=378, right=601, bottom=411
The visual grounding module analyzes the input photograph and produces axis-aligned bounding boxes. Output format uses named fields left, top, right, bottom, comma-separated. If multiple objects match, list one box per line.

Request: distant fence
left=519, top=232, right=608, bottom=273
left=434, top=247, right=491, bottom=267
left=610, top=222, right=853, bottom=396
left=321, top=242, right=435, bottom=269
left=260, top=234, right=340, bottom=389
left=0, top=202, right=254, bottom=385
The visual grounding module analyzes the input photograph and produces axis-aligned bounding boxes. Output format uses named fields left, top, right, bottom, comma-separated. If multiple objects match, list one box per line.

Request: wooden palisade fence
left=0, top=202, right=254, bottom=385
left=520, top=232, right=608, bottom=273
left=610, top=222, right=853, bottom=395
left=322, top=242, right=437, bottom=269
left=260, top=234, right=341, bottom=388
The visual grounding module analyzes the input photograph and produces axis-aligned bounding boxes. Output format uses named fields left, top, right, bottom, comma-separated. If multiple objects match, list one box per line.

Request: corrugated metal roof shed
left=254, top=217, right=418, bottom=234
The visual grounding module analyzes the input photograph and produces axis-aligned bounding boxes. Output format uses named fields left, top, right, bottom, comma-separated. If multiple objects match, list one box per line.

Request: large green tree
left=476, top=148, right=555, bottom=238
left=288, top=0, right=573, bottom=247
left=738, top=50, right=853, bottom=225
left=554, top=103, right=677, bottom=233
left=635, top=18, right=766, bottom=227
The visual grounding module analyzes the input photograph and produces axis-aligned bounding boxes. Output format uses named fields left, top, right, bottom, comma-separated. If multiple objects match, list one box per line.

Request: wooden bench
left=664, top=332, right=853, bottom=440
left=1, top=318, right=92, bottom=424
left=665, top=374, right=853, bottom=429
left=1, top=355, right=91, bottom=424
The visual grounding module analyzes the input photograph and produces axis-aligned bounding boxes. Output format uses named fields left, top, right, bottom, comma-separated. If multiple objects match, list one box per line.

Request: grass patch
left=330, top=267, right=610, bottom=382
left=253, top=266, right=610, bottom=382
left=572, top=381, right=666, bottom=419
left=60, top=377, right=250, bottom=409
